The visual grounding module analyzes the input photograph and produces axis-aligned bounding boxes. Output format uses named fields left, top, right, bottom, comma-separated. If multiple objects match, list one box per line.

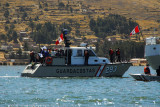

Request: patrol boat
left=21, top=29, right=132, bottom=77
left=130, top=37, right=160, bottom=81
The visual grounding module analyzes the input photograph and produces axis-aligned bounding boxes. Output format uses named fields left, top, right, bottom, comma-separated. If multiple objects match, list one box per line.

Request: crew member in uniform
left=30, top=51, right=35, bottom=63
left=116, top=48, right=121, bottom=62
left=144, top=64, right=151, bottom=75
left=84, top=50, right=89, bottom=65
left=109, top=48, right=114, bottom=63
left=68, top=49, right=72, bottom=65
left=156, top=66, right=160, bottom=76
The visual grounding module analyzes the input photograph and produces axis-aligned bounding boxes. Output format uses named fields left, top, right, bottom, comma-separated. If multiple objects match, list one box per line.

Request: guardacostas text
left=56, top=68, right=95, bottom=73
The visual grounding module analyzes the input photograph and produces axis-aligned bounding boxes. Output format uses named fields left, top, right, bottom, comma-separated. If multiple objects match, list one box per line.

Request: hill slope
left=0, top=0, right=160, bottom=40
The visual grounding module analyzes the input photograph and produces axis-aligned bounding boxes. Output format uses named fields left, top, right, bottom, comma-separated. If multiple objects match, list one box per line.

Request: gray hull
left=21, top=63, right=131, bottom=77
left=145, top=55, right=160, bottom=70
left=130, top=74, right=160, bottom=81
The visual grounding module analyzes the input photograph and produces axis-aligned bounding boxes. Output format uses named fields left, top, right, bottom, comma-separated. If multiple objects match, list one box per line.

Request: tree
left=66, top=4, right=69, bottom=10
left=59, top=22, right=72, bottom=33
left=32, top=22, right=58, bottom=44
left=4, top=10, right=9, bottom=18
left=29, top=21, right=35, bottom=34
left=10, top=52, right=15, bottom=59
left=89, top=18, right=96, bottom=30
left=75, top=22, right=80, bottom=29
left=5, top=2, right=9, bottom=7
left=44, top=8, right=49, bottom=11
left=6, top=20, right=10, bottom=24
left=75, top=29, right=81, bottom=37
left=12, top=31, right=18, bottom=43
left=19, top=6, right=25, bottom=12
left=95, top=40, right=145, bottom=60
left=44, top=2, right=48, bottom=7
left=59, top=2, right=65, bottom=7
left=5, top=26, right=9, bottom=31
left=22, top=12, right=28, bottom=21
left=39, top=4, right=42, bottom=9
left=70, top=7, right=73, bottom=13
left=36, top=23, right=42, bottom=31
left=10, top=23, right=15, bottom=30
left=34, top=16, right=39, bottom=21
left=17, top=48, right=22, bottom=57
left=7, top=31, right=12, bottom=42
left=89, top=14, right=139, bottom=38
left=0, top=34, right=7, bottom=42
left=24, top=42, right=29, bottom=51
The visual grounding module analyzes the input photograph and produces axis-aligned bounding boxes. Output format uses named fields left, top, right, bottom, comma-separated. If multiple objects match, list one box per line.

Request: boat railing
left=146, top=37, right=157, bottom=45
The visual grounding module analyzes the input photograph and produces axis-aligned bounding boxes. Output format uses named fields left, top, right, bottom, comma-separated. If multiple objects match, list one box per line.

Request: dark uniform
left=116, top=48, right=121, bottom=62
left=109, top=48, right=114, bottom=63
left=84, top=50, right=89, bottom=65
left=68, top=49, right=72, bottom=65
left=156, top=66, right=160, bottom=76
left=30, top=51, right=35, bottom=63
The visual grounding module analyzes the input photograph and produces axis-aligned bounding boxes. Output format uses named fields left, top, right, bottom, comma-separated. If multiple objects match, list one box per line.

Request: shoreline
left=0, top=62, right=28, bottom=66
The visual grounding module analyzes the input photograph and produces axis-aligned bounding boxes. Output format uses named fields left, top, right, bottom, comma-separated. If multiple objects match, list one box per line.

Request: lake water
left=0, top=66, right=160, bottom=107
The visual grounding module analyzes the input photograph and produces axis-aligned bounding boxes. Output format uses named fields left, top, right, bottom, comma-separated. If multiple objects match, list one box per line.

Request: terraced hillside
left=0, top=0, right=160, bottom=41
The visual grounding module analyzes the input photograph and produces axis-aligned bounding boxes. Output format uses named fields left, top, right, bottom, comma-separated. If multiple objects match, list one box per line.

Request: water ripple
left=0, top=66, right=160, bottom=106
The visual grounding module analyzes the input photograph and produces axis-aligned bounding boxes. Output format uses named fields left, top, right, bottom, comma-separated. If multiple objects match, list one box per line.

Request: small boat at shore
left=129, top=74, right=160, bottom=81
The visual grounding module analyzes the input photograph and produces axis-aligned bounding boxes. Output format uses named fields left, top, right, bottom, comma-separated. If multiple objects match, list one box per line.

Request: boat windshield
left=146, top=37, right=157, bottom=45
left=88, top=49, right=96, bottom=56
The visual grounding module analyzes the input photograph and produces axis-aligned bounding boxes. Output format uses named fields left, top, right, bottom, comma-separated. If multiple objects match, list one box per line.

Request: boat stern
left=21, top=64, right=41, bottom=77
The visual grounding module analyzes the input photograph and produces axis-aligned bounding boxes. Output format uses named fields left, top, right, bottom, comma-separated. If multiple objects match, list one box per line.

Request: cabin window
left=88, top=50, right=96, bottom=56
left=76, top=50, right=82, bottom=56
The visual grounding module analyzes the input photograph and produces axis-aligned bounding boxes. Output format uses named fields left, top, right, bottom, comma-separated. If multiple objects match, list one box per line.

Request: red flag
left=130, top=26, right=140, bottom=36
left=56, top=33, right=63, bottom=45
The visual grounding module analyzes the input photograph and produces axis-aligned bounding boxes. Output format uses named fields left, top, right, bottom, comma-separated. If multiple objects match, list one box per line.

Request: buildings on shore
left=130, top=58, right=147, bottom=66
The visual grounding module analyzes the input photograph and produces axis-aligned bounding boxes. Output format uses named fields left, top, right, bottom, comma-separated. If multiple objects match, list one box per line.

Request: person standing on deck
left=116, top=48, right=121, bottom=62
left=84, top=50, right=89, bottom=65
left=109, top=48, right=114, bottom=63
left=68, top=49, right=72, bottom=65
left=38, top=49, right=43, bottom=64
left=30, top=51, right=35, bottom=63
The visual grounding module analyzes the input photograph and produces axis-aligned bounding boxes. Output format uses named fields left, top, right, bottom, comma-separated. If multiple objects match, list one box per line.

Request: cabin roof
left=63, top=47, right=95, bottom=50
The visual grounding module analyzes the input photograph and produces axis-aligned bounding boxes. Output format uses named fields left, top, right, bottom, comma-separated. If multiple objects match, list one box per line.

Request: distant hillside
left=0, top=0, right=160, bottom=41
left=84, top=0, right=160, bottom=36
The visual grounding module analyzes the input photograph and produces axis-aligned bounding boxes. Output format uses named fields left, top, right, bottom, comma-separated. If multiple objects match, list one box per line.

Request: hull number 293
left=106, top=66, right=117, bottom=73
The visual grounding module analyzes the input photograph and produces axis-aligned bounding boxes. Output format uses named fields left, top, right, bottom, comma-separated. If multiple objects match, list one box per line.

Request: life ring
left=45, top=57, right=53, bottom=65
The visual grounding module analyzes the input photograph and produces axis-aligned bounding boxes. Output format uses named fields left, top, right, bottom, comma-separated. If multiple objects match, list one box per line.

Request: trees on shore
left=95, top=40, right=145, bottom=60
left=89, top=14, right=139, bottom=38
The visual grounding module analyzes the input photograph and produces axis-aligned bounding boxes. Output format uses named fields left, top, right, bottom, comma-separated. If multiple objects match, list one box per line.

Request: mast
left=63, top=29, right=71, bottom=47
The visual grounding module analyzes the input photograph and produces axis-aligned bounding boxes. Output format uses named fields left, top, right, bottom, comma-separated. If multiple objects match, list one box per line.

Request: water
left=0, top=66, right=160, bottom=107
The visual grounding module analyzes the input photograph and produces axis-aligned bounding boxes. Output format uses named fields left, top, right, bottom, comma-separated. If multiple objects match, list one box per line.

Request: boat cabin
left=52, top=47, right=110, bottom=65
